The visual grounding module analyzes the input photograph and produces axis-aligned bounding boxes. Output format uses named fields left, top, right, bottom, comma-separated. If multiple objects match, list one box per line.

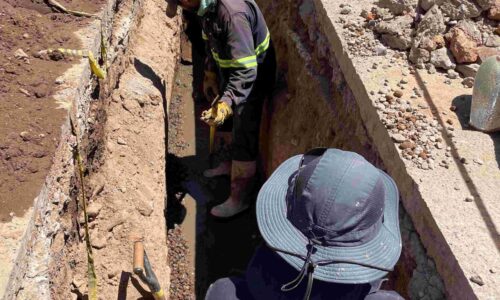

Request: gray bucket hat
left=256, top=148, right=401, bottom=295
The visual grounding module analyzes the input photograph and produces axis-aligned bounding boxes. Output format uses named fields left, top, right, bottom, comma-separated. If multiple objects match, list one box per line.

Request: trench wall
left=257, top=0, right=450, bottom=298
left=3, top=1, right=181, bottom=299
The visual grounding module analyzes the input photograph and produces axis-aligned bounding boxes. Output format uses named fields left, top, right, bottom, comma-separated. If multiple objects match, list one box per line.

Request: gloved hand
left=203, top=71, right=218, bottom=102
left=201, top=100, right=232, bottom=126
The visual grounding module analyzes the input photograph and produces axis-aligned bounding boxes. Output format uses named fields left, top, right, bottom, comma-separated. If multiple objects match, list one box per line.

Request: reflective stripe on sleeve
left=202, top=30, right=208, bottom=40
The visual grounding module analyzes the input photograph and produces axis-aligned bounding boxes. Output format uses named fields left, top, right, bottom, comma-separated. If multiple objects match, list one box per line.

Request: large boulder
left=440, top=0, right=482, bottom=20
left=447, top=27, right=479, bottom=63
left=415, top=5, right=447, bottom=41
left=378, top=0, right=418, bottom=15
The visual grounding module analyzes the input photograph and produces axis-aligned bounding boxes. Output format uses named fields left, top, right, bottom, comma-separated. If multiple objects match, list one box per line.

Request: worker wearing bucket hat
left=205, top=148, right=403, bottom=299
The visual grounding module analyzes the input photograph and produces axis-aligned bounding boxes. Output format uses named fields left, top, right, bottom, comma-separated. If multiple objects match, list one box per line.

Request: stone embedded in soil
left=394, top=90, right=404, bottom=98
left=91, top=235, right=107, bottom=249
left=19, top=88, right=31, bottom=97
left=116, top=137, right=127, bottom=145
left=447, top=69, right=459, bottom=79
left=48, top=50, right=64, bottom=61
left=400, top=140, right=416, bottom=149
left=469, top=275, right=484, bottom=286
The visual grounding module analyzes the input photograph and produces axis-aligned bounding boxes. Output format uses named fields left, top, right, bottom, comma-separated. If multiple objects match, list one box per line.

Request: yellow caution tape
left=69, top=117, right=98, bottom=300
left=47, top=48, right=107, bottom=79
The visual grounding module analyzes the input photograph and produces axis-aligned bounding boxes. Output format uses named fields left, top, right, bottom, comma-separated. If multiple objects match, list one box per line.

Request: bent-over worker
left=178, top=0, right=276, bottom=218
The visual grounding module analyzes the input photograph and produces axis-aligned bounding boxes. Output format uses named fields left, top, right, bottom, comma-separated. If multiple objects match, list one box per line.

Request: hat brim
left=256, top=155, right=402, bottom=284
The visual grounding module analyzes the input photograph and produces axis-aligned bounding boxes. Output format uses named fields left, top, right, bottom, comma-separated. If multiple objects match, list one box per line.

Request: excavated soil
left=0, top=0, right=105, bottom=221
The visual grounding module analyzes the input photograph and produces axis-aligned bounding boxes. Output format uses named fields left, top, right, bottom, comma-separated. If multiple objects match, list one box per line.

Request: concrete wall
left=257, top=0, right=448, bottom=298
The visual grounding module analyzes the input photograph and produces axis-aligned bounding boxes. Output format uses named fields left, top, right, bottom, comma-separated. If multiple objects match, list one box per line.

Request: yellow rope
left=69, top=117, right=98, bottom=300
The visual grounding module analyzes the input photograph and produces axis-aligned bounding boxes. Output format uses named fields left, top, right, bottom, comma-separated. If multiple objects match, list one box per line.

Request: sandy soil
left=0, top=0, right=105, bottom=222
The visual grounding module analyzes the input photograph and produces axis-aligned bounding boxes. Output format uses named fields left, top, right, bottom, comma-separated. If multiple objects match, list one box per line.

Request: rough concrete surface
left=257, top=0, right=499, bottom=299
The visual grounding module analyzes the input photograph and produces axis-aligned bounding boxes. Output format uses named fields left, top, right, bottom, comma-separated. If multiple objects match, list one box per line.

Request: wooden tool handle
left=133, top=241, right=144, bottom=273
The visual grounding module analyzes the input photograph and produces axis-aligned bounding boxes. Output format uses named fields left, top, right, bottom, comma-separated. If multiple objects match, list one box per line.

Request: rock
left=420, top=0, right=444, bottom=11
left=106, top=214, right=125, bottom=232
left=48, top=50, right=64, bottom=61
left=374, top=45, right=388, bottom=56
left=440, top=0, right=482, bottom=20
left=488, top=2, right=500, bottom=20
left=340, top=7, right=352, bottom=14
left=427, top=63, right=437, bottom=74
left=87, top=202, right=103, bottom=218
left=476, top=0, right=494, bottom=10
left=400, top=141, right=416, bottom=149
left=378, top=0, right=418, bottom=15
left=430, top=47, right=456, bottom=70
left=473, top=158, right=484, bottom=165
left=455, top=20, right=482, bottom=44
left=394, top=90, right=404, bottom=98
left=34, top=85, right=48, bottom=98
left=14, top=49, right=29, bottom=60
left=420, top=37, right=437, bottom=51
left=415, top=6, right=447, bottom=40
left=462, top=77, right=475, bottom=88
left=381, top=34, right=413, bottom=50
left=470, top=275, right=484, bottom=285
left=136, top=201, right=154, bottom=217
left=447, top=69, right=459, bottom=79
left=117, top=137, right=127, bottom=145
left=485, top=35, right=500, bottom=47
left=448, top=28, right=478, bottom=63
left=450, top=105, right=457, bottom=111
left=22, top=33, right=30, bottom=39
left=476, top=46, right=500, bottom=62
left=374, top=16, right=414, bottom=50
left=392, top=133, right=407, bottom=143
left=456, top=63, right=480, bottom=78
left=435, top=142, right=444, bottom=149
left=20, top=131, right=30, bottom=141
left=446, top=119, right=454, bottom=125
left=409, top=47, right=431, bottom=64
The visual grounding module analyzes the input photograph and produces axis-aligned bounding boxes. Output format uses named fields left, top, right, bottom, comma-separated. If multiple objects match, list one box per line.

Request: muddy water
left=167, top=35, right=262, bottom=298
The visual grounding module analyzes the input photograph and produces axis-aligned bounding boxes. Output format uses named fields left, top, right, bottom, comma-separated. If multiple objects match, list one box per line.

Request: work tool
left=133, top=241, right=165, bottom=300
left=209, top=95, right=221, bottom=167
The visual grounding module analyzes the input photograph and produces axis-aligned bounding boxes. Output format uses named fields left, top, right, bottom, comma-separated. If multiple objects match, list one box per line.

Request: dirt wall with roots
left=257, top=0, right=447, bottom=298
left=3, top=0, right=181, bottom=299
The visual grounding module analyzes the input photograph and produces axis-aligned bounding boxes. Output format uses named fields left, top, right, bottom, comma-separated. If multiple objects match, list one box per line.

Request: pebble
left=22, top=33, right=30, bottom=39
left=20, top=131, right=30, bottom=141
left=435, top=142, right=444, bottom=149
left=340, top=7, right=352, bottom=14
left=392, top=134, right=406, bottom=143
left=374, top=45, right=387, bottom=56
left=462, top=77, right=474, bottom=88
left=55, top=77, right=65, bottom=85
left=473, top=158, right=484, bottom=165
left=460, top=157, right=468, bottom=164
left=447, top=69, right=459, bottom=79
left=469, top=275, right=484, bottom=286
left=87, top=202, right=103, bottom=218
left=117, top=137, right=127, bottom=145
left=393, top=90, right=403, bottom=98
left=449, top=105, right=457, bottom=111
left=465, top=196, right=474, bottom=202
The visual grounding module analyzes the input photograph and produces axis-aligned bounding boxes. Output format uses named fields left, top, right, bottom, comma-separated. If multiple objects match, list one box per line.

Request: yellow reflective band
left=211, top=51, right=257, bottom=68
left=202, top=30, right=208, bottom=40
left=255, top=31, right=270, bottom=56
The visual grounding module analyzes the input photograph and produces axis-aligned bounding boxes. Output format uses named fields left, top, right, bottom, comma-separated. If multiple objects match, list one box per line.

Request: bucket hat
left=256, top=148, right=401, bottom=298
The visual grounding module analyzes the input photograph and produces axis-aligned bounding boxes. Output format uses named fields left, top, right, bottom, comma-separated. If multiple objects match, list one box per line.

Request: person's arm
left=218, top=12, right=257, bottom=106
left=202, top=28, right=217, bottom=73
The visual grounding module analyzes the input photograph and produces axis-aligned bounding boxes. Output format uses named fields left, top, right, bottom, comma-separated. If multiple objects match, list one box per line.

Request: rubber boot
left=203, top=160, right=231, bottom=178
left=210, top=160, right=256, bottom=218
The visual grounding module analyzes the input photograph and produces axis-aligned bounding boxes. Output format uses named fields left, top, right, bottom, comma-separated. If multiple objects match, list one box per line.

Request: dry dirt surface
left=0, top=0, right=105, bottom=222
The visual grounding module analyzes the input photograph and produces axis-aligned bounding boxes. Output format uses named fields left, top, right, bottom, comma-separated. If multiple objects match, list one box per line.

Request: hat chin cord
left=268, top=240, right=394, bottom=300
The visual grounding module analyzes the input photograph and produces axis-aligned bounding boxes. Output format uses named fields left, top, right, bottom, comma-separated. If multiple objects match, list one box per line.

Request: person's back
left=205, top=148, right=405, bottom=300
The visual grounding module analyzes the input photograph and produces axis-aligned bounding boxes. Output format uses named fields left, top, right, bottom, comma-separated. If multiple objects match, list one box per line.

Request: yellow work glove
left=201, top=101, right=233, bottom=126
left=203, top=71, right=219, bottom=102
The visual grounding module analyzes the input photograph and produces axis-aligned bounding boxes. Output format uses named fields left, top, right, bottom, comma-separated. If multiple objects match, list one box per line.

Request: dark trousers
left=231, top=44, right=276, bottom=161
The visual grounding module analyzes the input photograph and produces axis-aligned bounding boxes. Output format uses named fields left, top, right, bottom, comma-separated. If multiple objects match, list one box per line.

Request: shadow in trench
left=414, top=73, right=500, bottom=253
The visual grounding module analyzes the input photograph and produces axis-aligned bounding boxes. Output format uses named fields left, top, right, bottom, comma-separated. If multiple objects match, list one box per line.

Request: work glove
left=203, top=71, right=219, bottom=102
left=201, top=100, right=232, bottom=126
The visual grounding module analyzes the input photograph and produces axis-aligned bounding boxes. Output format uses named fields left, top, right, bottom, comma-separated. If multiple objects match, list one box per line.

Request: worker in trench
left=175, top=0, right=276, bottom=217
left=205, top=148, right=405, bottom=300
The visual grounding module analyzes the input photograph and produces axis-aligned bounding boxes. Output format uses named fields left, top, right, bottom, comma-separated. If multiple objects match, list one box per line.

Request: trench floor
left=167, top=53, right=262, bottom=298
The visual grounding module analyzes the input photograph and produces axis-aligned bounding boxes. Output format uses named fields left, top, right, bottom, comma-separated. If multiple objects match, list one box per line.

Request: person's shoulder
left=217, top=0, right=248, bottom=17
